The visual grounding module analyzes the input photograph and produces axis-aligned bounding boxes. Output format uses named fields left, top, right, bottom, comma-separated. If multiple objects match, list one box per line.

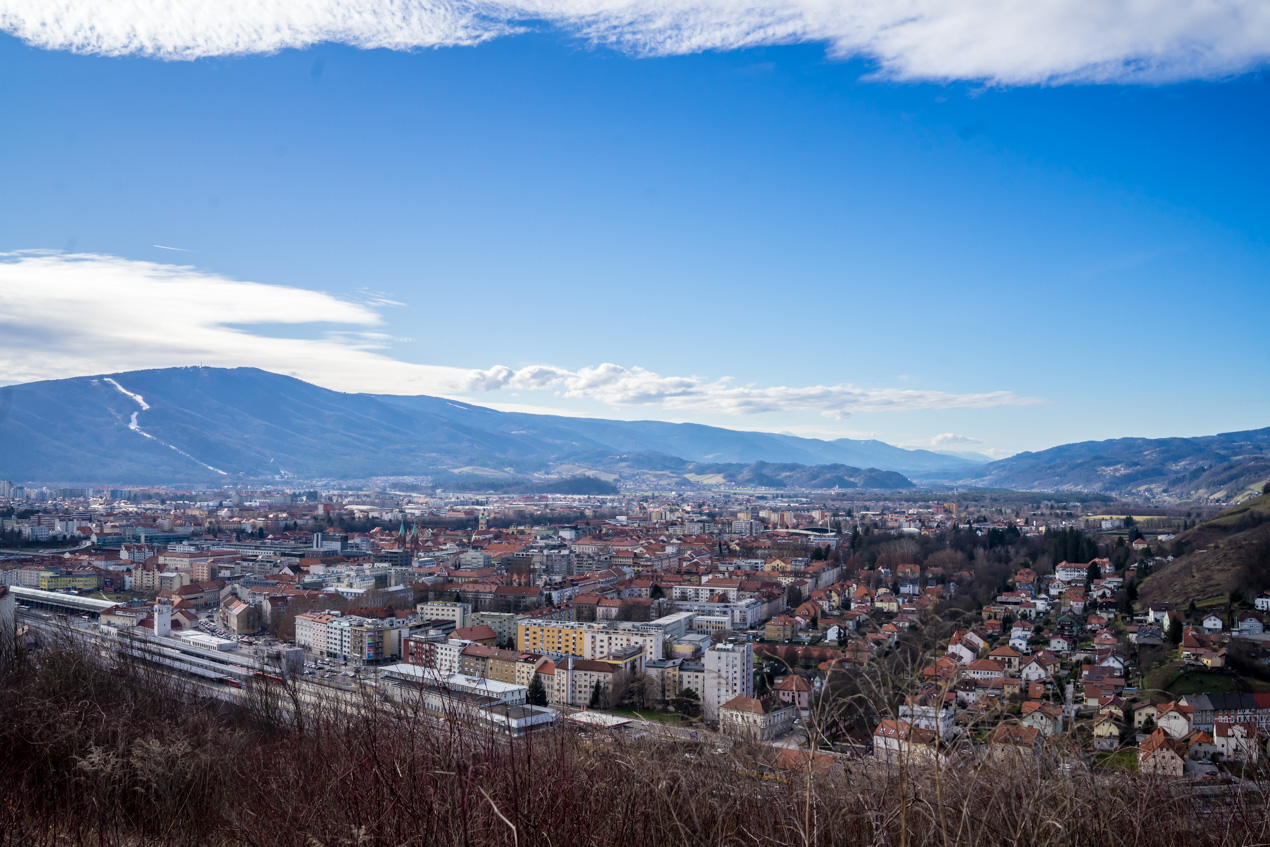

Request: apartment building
left=459, top=643, right=496, bottom=677
left=671, top=599, right=764, bottom=629
left=297, top=612, right=412, bottom=664
left=718, top=696, right=796, bottom=740
left=513, top=652, right=548, bottom=688
left=470, top=611, right=518, bottom=647
left=295, top=612, right=339, bottom=655
left=37, top=568, right=101, bottom=591
left=403, top=637, right=467, bottom=675
left=539, top=656, right=617, bottom=708
left=702, top=641, right=754, bottom=720
left=517, top=620, right=589, bottom=658
left=417, top=601, right=470, bottom=629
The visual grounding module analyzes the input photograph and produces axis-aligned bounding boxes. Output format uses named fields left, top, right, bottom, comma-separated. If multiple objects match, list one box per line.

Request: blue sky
left=1, top=4, right=1268, bottom=458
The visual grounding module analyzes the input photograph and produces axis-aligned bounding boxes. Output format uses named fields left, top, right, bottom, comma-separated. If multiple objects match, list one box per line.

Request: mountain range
left=0, top=367, right=1265, bottom=500
left=0, top=367, right=976, bottom=485
left=941, top=430, right=1270, bottom=502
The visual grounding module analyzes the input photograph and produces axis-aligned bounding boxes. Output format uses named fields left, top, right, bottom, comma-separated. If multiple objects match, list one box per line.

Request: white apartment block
left=702, top=642, right=754, bottom=720
left=584, top=625, right=663, bottom=664
left=1055, top=563, right=1090, bottom=582
left=670, top=599, right=763, bottom=629
left=673, top=584, right=739, bottom=603
left=430, top=639, right=467, bottom=675
left=298, top=614, right=415, bottom=664
left=328, top=618, right=353, bottom=659
left=295, top=612, right=338, bottom=655
left=417, top=601, right=471, bottom=628
left=690, top=615, right=733, bottom=635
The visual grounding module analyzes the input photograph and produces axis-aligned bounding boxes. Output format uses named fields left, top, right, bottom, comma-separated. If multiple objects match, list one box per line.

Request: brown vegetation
left=3, top=639, right=1270, bottom=847
left=1139, top=494, right=1270, bottom=606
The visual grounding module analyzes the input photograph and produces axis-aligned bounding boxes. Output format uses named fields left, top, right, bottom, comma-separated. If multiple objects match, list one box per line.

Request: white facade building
left=417, top=601, right=471, bottom=629
left=702, top=641, right=754, bottom=720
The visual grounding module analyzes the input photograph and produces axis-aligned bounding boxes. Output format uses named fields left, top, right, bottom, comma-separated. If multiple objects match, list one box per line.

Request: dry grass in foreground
left=3, top=640, right=1270, bottom=847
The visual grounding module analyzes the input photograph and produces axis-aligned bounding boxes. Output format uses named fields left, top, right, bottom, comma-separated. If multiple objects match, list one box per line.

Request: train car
left=252, top=670, right=286, bottom=685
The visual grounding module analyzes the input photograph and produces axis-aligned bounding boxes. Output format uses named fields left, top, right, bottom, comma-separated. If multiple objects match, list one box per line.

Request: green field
left=1167, top=672, right=1244, bottom=696
left=1155, top=669, right=1270, bottom=697
left=683, top=473, right=727, bottom=485
left=1097, top=749, right=1138, bottom=771
left=1206, top=494, right=1270, bottom=528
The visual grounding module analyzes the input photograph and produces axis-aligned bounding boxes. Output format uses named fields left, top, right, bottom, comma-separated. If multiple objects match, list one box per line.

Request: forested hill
left=943, top=429, right=1270, bottom=502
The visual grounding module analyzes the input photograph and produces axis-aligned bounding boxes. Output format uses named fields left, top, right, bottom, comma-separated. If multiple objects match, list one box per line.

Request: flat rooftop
left=566, top=711, right=632, bottom=728
left=10, top=586, right=118, bottom=613
left=380, top=664, right=526, bottom=695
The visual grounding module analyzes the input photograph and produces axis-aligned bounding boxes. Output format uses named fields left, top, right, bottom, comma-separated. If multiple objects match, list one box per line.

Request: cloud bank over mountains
left=3, top=0, right=1268, bottom=83
left=0, top=251, right=1033, bottom=421
left=463, top=363, right=1033, bottom=419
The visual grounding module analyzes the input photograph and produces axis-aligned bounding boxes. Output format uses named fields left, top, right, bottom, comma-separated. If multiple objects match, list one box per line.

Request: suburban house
left=985, top=723, right=1041, bottom=761
left=1138, top=730, right=1186, bottom=777
left=773, top=675, right=812, bottom=711
left=718, top=696, right=797, bottom=741
left=873, top=719, right=940, bottom=763
left=1237, top=611, right=1266, bottom=636
left=1092, top=713, right=1122, bottom=749
left=1156, top=702, right=1195, bottom=740
left=1214, top=722, right=1260, bottom=763
left=1020, top=701, right=1064, bottom=736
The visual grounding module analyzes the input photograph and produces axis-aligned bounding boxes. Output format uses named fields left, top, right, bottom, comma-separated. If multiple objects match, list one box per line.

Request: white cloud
left=930, top=432, right=982, bottom=448
left=0, top=250, right=470, bottom=394
left=462, top=362, right=1037, bottom=418
left=1, top=0, right=1268, bottom=83
left=0, top=251, right=1036, bottom=420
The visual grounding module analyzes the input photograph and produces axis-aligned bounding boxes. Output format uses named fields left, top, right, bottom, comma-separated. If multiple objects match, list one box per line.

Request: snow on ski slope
left=103, top=377, right=227, bottom=475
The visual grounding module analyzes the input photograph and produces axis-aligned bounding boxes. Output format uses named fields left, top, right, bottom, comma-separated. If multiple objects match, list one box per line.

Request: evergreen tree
left=526, top=673, right=548, bottom=707
left=588, top=680, right=603, bottom=709
left=1086, top=561, right=1102, bottom=584
left=672, top=687, right=701, bottom=718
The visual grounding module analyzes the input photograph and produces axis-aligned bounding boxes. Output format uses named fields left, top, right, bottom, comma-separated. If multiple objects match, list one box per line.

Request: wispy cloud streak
left=2, top=0, right=1268, bottom=84
left=462, top=363, right=1038, bottom=418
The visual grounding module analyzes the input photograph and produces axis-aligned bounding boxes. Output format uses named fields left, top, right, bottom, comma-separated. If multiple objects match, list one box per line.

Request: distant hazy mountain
left=5, top=367, right=1259, bottom=498
left=0, top=367, right=964, bottom=484
left=370, top=395, right=982, bottom=473
left=944, top=429, right=1270, bottom=501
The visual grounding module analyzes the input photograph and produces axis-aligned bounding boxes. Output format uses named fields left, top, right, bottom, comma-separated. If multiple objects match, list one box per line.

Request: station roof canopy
left=10, top=586, right=118, bottom=614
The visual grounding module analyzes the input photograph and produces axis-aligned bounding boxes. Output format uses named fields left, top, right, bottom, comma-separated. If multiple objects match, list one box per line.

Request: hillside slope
left=0, top=368, right=612, bottom=482
left=947, top=430, right=1270, bottom=501
left=1138, top=494, right=1270, bottom=606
